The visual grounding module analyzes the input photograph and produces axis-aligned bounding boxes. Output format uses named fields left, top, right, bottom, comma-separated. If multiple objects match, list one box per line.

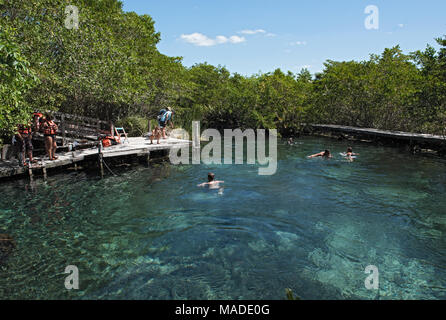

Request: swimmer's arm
left=307, top=152, right=322, bottom=158
left=197, top=182, right=210, bottom=187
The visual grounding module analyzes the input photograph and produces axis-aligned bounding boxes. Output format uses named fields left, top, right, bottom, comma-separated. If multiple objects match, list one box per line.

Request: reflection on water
left=0, top=137, right=445, bottom=299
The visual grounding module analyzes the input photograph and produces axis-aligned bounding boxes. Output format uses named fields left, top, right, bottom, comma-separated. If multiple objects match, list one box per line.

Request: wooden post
left=28, top=167, right=34, bottom=182
left=146, top=151, right=150, bottom=167
left=1, top=144, right=10, bottom=160
left=61, top=114, right=66, bottom=146
left=42, top=166, right=47, bottom=181
left=98, top=142, right=104, bottom=178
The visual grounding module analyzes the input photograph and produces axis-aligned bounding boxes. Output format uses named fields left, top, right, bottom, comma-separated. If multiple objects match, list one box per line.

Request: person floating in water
left=307, top=149, right=332, bottom=159
left=197, top=172, right=224, bottom=190
left=342, top=147, right=359, bottom=161
left=345, top=147, right=359, bottom=157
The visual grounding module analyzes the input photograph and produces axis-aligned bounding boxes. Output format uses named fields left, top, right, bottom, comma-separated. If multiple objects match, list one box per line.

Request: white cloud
left=265, top=33, right=276, bottom=37
left=229, top=35, right=245, bottom=44
left=180, top=33, right=246, bottom=46
left=239, top=29, right=266, bottom=35
left=398, top=24, right=404, bottom=28
left=180, top=33, right=216, bottom=47
left=216, top=35, right=228, bottom=44
left=290, top=41, right=307, bottom=46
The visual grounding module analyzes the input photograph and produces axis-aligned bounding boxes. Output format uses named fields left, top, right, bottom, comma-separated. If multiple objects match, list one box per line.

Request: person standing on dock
left=42, top=114, right=59, bottom=161
left=157, top=107, right=174, bottom=139
left=15, top=123, right=36, bottom=166
left=32, top=112, right=44, bottom=134
left=149, top=126, right=162, bottom=144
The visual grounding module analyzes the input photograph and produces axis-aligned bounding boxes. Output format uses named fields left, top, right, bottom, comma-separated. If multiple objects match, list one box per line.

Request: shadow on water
left=0, top=136, right=445, bottom=299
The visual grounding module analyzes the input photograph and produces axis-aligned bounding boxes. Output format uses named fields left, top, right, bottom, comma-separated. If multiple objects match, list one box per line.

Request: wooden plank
left=102, top=149, right=149, bottom=158
left=61, top=114, right=66, bottom=146
left=0, top=137, right=192, bottom=180
left=310, top=124, right=446, bottom=144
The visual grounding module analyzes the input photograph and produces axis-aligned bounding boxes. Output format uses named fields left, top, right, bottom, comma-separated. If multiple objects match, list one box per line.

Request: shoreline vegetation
left=1, top=0, right=445, bottom=149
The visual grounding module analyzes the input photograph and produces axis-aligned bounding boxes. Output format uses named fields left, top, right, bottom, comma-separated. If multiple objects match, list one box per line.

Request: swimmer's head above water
left=198, top=173, right=224, bottom=188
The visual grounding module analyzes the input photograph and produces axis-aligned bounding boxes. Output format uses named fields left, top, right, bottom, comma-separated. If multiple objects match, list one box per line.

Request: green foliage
left=0, top=0, right=445, bottom=140
left=310, top=47, right=423, bottom=132
left=0, top=26, right=38, bottom=146
left=0, top=0, right=184, bottom=121
left=411, top=36, right=446, bottom=135
left=115, top=116, right=148, bottom=137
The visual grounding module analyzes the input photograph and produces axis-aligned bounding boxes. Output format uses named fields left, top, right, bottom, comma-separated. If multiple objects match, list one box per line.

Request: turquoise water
left=0, top=136, right=445, bottom=300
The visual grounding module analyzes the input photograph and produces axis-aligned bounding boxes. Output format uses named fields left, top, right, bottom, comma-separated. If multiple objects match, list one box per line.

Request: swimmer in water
left=307, top=149, right=332, bottom=159
left=197, top=172, right=224, bottom=190
left=346, top=147, right=359, bottom=157
left=344, top=147, right=359, bottom=161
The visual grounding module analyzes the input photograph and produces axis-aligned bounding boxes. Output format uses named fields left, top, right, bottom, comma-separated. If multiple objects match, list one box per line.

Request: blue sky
left=122, top=0, right=446, bottom=76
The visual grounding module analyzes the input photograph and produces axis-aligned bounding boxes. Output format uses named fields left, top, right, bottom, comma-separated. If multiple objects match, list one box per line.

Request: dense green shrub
left=1, top=0, right=445, bottom=138
left=115, top=116, right=148, bottom=137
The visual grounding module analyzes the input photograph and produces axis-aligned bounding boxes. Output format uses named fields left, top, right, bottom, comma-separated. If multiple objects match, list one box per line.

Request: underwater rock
left=0, top=234, right=16, bottom=265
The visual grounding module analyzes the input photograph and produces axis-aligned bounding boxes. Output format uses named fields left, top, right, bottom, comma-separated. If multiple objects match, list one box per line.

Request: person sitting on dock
left=157, top=107, right=174, bottom=139
left=307, top=149, right=332, bottom=159
left=15, top=123, right=37, bottom=166
left=149, top=126, right=162, bottom=145
left=197, top=172, right=224, bottom=189
left=42, top=114, right=59, bottom=161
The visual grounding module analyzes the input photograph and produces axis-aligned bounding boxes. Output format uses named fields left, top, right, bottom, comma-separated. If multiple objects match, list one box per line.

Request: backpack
left=157, top=109, right=167, bottom=122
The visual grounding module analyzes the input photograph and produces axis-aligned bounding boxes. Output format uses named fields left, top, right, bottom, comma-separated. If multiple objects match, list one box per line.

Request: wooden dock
left=308, top=124, right=446, bottom=154
left=310, top=124, right=446, bottom=143
left=0, top=137, right=191, bottom=180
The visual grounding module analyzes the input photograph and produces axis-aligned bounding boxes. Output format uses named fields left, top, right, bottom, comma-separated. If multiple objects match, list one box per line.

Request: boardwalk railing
left=50, top=112, right=112, bottom=146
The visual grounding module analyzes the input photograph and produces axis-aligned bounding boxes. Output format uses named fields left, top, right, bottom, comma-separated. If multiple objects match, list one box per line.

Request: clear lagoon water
left=0, top=136, right=445, bottom=300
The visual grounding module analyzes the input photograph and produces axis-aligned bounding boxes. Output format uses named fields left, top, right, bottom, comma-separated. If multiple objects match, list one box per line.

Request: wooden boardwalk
left=310, top=124, right=446, bottom=144
left=0, top=137, right=191, bottom=180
